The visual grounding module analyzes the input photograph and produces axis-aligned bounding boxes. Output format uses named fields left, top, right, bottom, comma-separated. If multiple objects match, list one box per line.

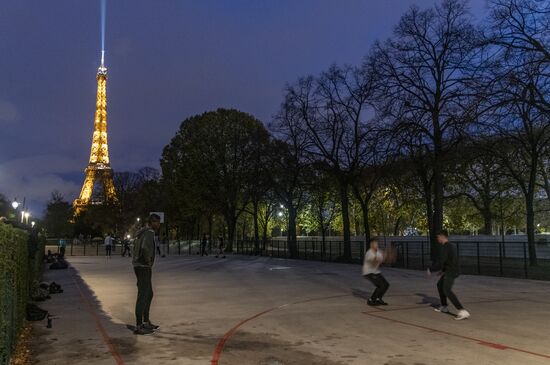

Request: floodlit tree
left=370, top=0, right=479, bottom=259
left=282, top=64, right=374, bottom=260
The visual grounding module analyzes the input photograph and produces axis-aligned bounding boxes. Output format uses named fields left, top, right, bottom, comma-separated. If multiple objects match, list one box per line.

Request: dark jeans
left=106, top=246, right=112, bottom=257
left=60, top=246, right=66, bottom=257
left=134, top=266, right=153, bottom=326
left=365, top=273, right=390, bottom=300
left=122, top=246, right=131, bottom=257
left=437, top=274, right=464, bottom=310
left=201, top=244, right=208, bottom=256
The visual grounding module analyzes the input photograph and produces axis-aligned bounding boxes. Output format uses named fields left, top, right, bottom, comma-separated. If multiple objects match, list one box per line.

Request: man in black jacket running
left=428, top=230, right=470, bottom=321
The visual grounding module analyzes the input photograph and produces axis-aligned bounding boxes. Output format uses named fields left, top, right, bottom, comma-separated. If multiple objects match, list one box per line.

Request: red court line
left=363, top=310, right=550, bottom=360
left=71, top=268, right=126, bottom=365
left=210, top=294, right=348, bottom=365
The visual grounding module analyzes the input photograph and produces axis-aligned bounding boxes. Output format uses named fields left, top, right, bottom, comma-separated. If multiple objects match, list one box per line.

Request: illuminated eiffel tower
left=73, top=52, right=117, bottom=215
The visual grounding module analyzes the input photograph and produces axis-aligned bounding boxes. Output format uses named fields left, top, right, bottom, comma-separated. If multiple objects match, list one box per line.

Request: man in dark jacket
left=428, top=230, right=470, bottom=321
left=132, top=213, right=161, bottom=335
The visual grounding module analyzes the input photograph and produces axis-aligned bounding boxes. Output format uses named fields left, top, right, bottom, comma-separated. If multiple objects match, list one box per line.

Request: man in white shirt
left=363, top=238, right=390, bottom=306
left=104, top=234, right=113, bottom=258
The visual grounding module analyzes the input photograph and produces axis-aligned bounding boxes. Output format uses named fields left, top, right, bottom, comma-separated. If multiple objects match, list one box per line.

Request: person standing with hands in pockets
left=132, top=214, right=162, bottom=335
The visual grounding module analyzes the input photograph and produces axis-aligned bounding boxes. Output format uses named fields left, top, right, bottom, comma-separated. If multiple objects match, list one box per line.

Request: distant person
left=132, top=213, right=161, bottom=335
left=58, top=238, right=67, bottom=257
left=160, top=237, right=168, bottom=258
left=155, top=235, right=161, bottom=256
left=104, top=234, right=113, bottom=258
left=215, top=236, right=225, bottom=258
left=122, top=238, right=131, bottom=257
left=200, top=234, right=208, bottom=256
left=46, top=250, right=54, bottom=263
left=363, top=238, right=393, bottom=306
left=427, top=230, right=470, bottom=321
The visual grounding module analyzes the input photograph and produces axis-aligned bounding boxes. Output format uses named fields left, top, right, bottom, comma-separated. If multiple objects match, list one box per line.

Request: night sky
left=0, top=0, right=488, bottom=216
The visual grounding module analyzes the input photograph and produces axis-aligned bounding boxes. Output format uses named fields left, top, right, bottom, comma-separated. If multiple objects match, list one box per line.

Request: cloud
left=0, top=154, right=83, bottom=215
left=0, top=100, right=20, bottom=123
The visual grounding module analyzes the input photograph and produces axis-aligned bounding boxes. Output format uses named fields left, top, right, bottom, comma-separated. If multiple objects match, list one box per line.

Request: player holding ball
left=363, top=238, right=396, bottom=306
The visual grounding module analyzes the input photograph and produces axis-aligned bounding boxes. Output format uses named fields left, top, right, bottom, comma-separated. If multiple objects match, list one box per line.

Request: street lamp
left=11, top=200, right=19, bottom=210
left=31, top=221, right=36, bottom=228
left=137, top=217, right=141, bottom=223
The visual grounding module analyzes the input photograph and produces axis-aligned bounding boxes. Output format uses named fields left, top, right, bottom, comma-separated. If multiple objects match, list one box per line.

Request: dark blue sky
left=0, top=0, right=487, bottom=216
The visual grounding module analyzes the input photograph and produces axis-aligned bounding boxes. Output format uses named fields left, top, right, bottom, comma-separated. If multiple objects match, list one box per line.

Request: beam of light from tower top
left=100, top=0, right=107, bottom=60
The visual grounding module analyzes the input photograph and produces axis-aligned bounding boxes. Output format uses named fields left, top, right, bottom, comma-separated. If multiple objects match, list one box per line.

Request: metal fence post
left=329, top=241, right=332, bottom=261
left=83, top=241, right=86, bottom=256
left=476, top=242, right=481, bottom=275
left=339, top=241, right=342, bottom=258
left=420, top=241, right=425, bottom=269
left=96, top=241, right=99, bottom=256
left=523, top=242, right=529, bottom=279
left=498, top=241, right=503, bottom=276
left=70, top=240, right=73, bottom=256
left=405, top=242, right=409, bottom=269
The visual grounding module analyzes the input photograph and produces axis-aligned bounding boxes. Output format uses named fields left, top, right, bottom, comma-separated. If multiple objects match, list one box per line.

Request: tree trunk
left=318, top=207, right=326, bottom=256
left=481, top=208, right=492, bottom=235
left=393, top=216, right=401, bottom=236
left=226, top=214, right=236, bottom=251
left=525, top=190, right=538, bottom=266
left=424, top=183, right=437, bottom=262
left=253, top=201, right=260, bottom=254
left=287, top=204, right=298, bottom=258
left=339, top=181, right=352, bottom=261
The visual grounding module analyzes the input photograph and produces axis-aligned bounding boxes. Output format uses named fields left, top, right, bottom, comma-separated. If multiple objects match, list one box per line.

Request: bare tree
left=478, top=0, right=550, bottom=265
left=282, top=64, right=374, bottom=260
left=370, top=0, right=478, bottom=260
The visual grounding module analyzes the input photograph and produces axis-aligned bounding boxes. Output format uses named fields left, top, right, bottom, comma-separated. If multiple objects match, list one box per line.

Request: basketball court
left=32, top=255, right=550, bottom=365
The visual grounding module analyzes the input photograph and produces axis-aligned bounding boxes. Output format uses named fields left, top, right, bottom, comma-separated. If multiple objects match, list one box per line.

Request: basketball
left=385, top=246, right=397, bottom=264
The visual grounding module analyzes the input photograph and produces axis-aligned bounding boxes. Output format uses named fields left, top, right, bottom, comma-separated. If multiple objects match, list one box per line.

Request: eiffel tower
left=73, top=53, right=117, bottom=215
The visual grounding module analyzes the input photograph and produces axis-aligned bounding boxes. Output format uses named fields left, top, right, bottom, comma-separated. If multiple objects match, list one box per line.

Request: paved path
left=31, top=255, right=550, bottom=365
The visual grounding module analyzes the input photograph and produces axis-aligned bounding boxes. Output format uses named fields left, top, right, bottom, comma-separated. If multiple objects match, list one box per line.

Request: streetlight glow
left=31, top=221, right=36, bottom=228
left=11, top=201, right=19, bottom=210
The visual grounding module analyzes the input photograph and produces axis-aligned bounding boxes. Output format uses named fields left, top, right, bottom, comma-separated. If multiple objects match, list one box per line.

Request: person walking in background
left=200, top=234, right=208, bottom=256
left=122, top=237, right=132, bottom=257
left=363, top=238, right=393, bottom=306
left=58, top=238, right=67, bottom=257
left=132, top=213, right=161, bottom=335
left=215, top=236, right=225, bottom=258
left=160, top=237, right=168, bottom=258
left=155, top=235, right=161, bottom=256
left=104, top=233, right=113, bottom=258
left=428, top=230, right=470, bottom=321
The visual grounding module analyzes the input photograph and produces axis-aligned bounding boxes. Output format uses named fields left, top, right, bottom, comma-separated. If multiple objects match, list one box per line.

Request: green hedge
left=0, top=223, right=44, bottom=365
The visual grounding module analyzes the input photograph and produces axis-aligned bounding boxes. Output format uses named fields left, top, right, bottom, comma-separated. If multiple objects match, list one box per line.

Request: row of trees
left=159, top=0, right=550, bottom=265
left=29, top=0, right=549, bottom=266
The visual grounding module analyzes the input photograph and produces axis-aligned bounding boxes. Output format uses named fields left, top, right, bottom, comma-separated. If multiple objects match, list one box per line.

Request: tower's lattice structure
left=73, top=59, right=117, bottom=214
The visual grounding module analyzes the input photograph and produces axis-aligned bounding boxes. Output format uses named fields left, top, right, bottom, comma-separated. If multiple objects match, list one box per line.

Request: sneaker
left=376, top=298, right=388, bottom=306
left=455, top=309, right=470, bottom=321
left=434, top=306, right=449, bottom=313
left=134, top=325, right=154, bottom=335
left=367, top=299, right=379, bottom=306
left=143, top=321, right=159, bottom=331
